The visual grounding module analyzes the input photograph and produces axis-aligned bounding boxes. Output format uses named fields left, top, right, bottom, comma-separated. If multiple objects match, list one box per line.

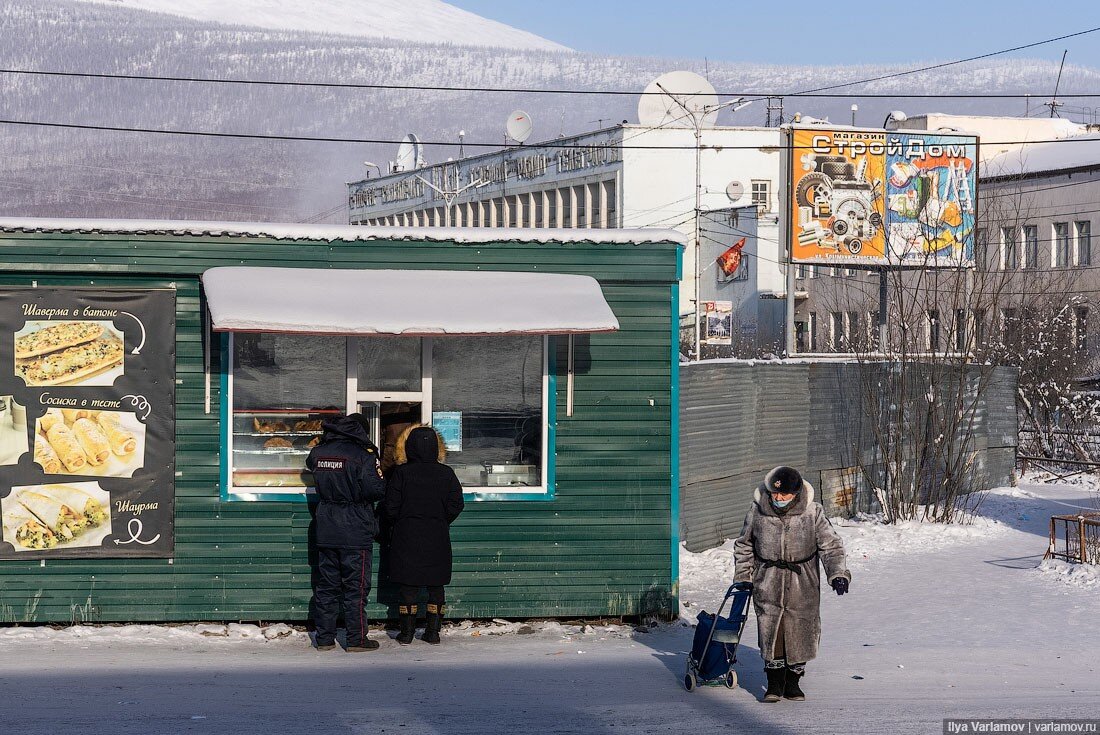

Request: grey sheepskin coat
left=733, top=472, right=851, bottom=664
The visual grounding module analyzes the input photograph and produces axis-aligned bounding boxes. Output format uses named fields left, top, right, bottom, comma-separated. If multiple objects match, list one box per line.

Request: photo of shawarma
left=14, top=320, right=125, bottom=387
left=33, top=408, right=145, bottom=478
left=1, top=482, right=112, bottom=552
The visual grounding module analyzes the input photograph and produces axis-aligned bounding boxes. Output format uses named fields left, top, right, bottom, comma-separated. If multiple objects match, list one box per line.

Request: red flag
left=716, top=238, right=746, bottom=276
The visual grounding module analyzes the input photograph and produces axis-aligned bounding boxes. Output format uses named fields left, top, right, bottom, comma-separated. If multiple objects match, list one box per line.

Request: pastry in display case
left=231, top=409, right=337, bottom=488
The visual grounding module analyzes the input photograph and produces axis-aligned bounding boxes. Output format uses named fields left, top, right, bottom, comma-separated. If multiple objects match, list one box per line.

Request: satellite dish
left=394, top=133, right=422, bottom=172
left=725, top=181, right=745, bottom=202
left=638, top=71, right=720, bottom=128
left=507, top=110, right=534, bottom=144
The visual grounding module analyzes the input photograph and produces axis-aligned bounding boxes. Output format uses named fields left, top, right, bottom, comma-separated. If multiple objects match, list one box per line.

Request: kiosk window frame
left=220, top=334, right=554, bottom=502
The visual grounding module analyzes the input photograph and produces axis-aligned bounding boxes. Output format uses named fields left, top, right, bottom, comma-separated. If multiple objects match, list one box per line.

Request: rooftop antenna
left=765, top=96, right=784, bottom=127
left=506, top=110, right=534, bottom=144
left=637, top=71, right=720, bottom=128
left=1047, top=49, right=1068, bottom=118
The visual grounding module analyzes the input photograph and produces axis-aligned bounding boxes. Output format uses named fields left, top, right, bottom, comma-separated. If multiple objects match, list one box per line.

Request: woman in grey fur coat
left=734, top=466, right=851, bottom=703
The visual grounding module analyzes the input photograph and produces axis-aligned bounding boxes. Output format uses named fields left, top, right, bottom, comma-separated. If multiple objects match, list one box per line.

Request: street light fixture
left=656, top=85, right=753, bottom=360
left=362, top=161, right=381, bottom=179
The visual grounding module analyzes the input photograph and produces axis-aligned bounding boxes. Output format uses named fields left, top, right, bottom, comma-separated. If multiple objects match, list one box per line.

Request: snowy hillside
left=74, top=0, right=569, bottom=50
left=2, top=0, right=1100, bottom=223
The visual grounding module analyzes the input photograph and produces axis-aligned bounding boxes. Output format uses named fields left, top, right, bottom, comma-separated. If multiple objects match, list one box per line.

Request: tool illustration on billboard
left=0, top=287, right=175, bottom=559
left=791, top=129, right=887, bottom=263
left=885, top=133, right=976, bottom=264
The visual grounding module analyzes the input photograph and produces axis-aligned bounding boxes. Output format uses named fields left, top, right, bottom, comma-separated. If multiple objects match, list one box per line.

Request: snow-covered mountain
left=74, top=0, right=569, bottom=50
left=2, top=0, right=1100, bottom=224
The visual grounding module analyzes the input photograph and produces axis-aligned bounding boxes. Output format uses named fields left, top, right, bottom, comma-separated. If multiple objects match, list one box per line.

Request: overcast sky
left=451, top=1, right=1100, bottom=69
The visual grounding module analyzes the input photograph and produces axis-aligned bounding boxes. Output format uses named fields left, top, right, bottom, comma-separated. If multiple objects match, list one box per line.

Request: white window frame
left=225, top=334, right=551, bottom=499
left=751, top=179, right=771, bottom=213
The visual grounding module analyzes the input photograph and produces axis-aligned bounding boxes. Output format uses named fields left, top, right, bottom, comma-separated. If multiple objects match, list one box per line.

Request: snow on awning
left=201, top=267, right=619, bottom=336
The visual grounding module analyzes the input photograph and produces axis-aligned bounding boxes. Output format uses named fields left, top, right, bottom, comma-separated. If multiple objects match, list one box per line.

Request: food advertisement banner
left=0, top=288, right=176, bottom=559
left=789, top=128, right=977, bottom=266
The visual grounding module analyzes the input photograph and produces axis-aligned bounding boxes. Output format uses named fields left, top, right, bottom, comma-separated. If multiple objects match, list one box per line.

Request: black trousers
left=398, top=584, right=445, bottom=609
left=314, top=547, right=373, bottom=647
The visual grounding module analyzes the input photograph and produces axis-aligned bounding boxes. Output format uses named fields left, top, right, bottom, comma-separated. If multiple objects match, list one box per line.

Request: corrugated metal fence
left=679, top=361, right=1018, bottom=551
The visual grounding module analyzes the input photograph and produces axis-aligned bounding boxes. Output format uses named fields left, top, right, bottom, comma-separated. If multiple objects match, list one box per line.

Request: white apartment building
left=347, top=124, right=786, bottom=348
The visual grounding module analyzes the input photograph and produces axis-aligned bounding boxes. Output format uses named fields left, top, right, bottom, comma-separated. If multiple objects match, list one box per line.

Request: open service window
left=221, top=333, right=551, bottom=501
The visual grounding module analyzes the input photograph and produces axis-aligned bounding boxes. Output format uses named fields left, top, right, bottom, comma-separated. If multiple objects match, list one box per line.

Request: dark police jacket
left=306, top=416, right=386, bottom=549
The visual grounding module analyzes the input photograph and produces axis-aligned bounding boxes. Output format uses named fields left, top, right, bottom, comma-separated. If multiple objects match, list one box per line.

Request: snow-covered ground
left=1, top=480, right=1098, bottom=734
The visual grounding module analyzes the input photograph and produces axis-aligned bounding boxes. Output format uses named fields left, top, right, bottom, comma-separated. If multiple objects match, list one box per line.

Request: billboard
left=788, top=128, right=977, bottom=266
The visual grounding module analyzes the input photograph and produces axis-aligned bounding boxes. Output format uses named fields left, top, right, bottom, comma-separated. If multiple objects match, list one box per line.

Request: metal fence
left=1046, top=513, right=1100, bottom=564
left=679, top=361, right=1019, bottom=552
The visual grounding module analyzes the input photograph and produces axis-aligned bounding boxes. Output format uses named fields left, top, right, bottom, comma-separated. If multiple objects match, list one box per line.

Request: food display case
left=230, top=409, right=336, bottom=488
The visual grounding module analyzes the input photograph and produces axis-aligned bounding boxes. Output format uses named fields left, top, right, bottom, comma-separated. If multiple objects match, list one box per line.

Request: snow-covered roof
left=982, top=134, right=1100, bottom=179
left=202, top=266, right=620, bottom=336
left=0, top=218, right=686, bottom=247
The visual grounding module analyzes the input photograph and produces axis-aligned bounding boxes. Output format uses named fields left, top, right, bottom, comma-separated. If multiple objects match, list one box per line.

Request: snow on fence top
left=0, top=218, right=687, bottom=247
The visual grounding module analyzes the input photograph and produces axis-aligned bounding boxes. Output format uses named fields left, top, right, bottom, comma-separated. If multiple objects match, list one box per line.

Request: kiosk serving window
left=225, top=334, right=547, bottom=500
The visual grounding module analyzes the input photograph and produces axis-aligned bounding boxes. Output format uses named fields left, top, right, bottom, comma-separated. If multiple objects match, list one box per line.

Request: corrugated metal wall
left=0, top=230, right=679, bottom=622
left=679, top=361, right=1018, bottom=552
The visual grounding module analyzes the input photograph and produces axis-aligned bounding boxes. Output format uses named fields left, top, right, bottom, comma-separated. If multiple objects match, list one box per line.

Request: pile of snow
left=1035, top=558, right=1100, bottom=589
left=833, top=511, right=1008, bottom=567
left=0, top=622, right=304, bottom=644
left=73, top=0, right=569, bottom=50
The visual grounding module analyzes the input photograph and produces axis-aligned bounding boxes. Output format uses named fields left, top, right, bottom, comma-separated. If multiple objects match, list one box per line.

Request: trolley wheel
left=724, top=670, right=737, bottom=689
left=684, top=671, right=697, bottom=692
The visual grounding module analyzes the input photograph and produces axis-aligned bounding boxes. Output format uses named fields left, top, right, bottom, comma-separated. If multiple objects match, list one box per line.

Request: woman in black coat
left=382, top=424, right=464, bottom=645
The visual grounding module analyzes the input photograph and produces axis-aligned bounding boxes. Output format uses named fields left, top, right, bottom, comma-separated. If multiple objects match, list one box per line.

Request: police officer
left=306, top=413, right=386, bottom=651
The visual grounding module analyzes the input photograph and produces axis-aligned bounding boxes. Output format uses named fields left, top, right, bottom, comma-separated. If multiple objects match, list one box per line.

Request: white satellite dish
left=394, top=133, right=422, bottom=172
left=506, top=110, right=534, bottom=144
left=638, top=71, right=720, bottom=128
left=725, top=181, right=745, bottom=202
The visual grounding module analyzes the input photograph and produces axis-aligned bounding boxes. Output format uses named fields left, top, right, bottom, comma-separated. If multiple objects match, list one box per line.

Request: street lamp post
left=657, top=86, right=751, bottom=360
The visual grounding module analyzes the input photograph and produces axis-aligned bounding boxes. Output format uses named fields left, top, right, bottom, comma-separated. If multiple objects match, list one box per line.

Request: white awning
left=201, top=267, right=620, bottom=336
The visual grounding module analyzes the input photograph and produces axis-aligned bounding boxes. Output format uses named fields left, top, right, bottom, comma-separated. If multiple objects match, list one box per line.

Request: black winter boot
left=763, top=665, right=786, bottom=703
left=396, top=605, right=417, bottom=645
left=784, top=664, right=806, bottom=701
left=422, top=604, right=443, bottom=645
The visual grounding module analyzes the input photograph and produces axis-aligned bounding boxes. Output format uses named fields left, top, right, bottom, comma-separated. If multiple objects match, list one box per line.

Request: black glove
left=733, top=581, right=753, bottom=592
left=831, top=577, right=849, bottom=596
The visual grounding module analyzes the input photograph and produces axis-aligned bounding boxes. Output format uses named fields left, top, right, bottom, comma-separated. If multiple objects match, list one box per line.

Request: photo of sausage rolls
left=1, top=482, right=112, bottom=552
left=33, top=434, right=62, bottom=474
left=33, top=409, right=146, bottom=478
left=46, top=423, right=88, bottom=473
left=13, top=321, right=125, bottom=387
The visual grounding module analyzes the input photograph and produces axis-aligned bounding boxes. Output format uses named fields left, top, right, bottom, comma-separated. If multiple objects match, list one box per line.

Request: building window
left=588, top=183, right=602, bottom=228
left=847, top=312, right=860, bottom=351
left=954, top=308, right=967, bottom=352
left=574, top=185, right=587, bottom=227
left=561, top=187, right=573, bottom=228
left=830, top=311, right=845, bottom=351
left=1002, top=307, right=1019, bottom=346
left=1001, top=227, right=1018, bottom=270
left=547, top=192, right=558, bottom=228
left=928, top=309, right=941, bottom=351
left=809, top=312, right=818, bottom=351
left=1077, top=221, right=1092, bottom=266
left=1055, top=222, right=1071, bottom=267
left=974, top=309, right=986, bottom=347
left=1023, top=225, right=1038, bottom=269
left=807, top=266, right=816, bottom=279
left=1076, top=306, right=1089, bottom=355
left=751, top=180, right=771, bottom=212
left=974, top=228, right=987, bottom=271
left=796, top=263, right=807, bottom=279
left=228, top=334, right=548, bottom=497
left=605, top=179, right=618, bottom=227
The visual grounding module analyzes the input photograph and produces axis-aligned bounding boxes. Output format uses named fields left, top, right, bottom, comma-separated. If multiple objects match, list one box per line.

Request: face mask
left=771, top=497, right=793, bottom=509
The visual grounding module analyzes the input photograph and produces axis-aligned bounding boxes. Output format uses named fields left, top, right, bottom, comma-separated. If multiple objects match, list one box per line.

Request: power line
left=4, top=25, right=1099, bottom=98
left=5, top=116, right=1100, bottom=152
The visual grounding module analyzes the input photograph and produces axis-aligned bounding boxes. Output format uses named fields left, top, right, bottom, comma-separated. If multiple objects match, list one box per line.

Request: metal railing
left=1046, top=513, right=1100, bottom=564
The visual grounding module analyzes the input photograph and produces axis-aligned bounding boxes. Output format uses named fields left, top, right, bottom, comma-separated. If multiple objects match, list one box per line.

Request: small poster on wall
left=431, top=411, right=462, bottom=452
left=0, top=287, right=176, bottom=559
left=702, top=301, right=733, bottom=346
